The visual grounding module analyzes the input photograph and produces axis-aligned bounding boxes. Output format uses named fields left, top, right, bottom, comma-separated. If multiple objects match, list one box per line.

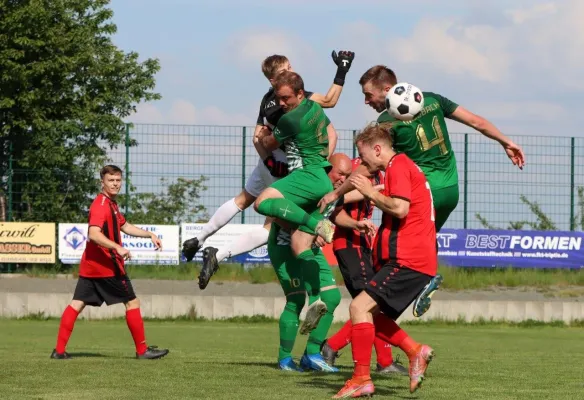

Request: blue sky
left=106, top=0, right=584, bottom=230
left=110, top=0, right=584, bottom=137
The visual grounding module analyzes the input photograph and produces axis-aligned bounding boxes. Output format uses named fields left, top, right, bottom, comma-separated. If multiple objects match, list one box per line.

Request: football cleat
left=333, top=378, right=375, bottom=398
left=278, top=357, right=304, bottom=372
left=300, top=299, right=327, bottom=335
left=315, top=220, right=335, bottom=243
left=136, top=345, right=169, bottom=360
left=408, top=344, right=434, bottom=393
left=50, top=349, right=71, bottom=359
left=182, top=237, right=202, bottom=262
left=199, top=247, right=219, bottom=290
left=413, top=274, right=443, bottom=317
left=300, top=353, right=339, bottom=372
left=321, top=341, right=340, bottom=367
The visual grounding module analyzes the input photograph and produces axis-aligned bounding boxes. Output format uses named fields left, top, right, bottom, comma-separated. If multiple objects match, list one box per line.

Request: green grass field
left=0, top=319, right=582, bottom=399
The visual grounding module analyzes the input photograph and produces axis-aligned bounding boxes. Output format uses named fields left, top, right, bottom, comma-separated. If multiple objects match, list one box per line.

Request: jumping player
left=320, top=65, right=525, bottom=317
left=182, top=51, right=354, bottom=289
left=253, top=70, right=338, bottom=332
left=50, top=165, right=169, bottom=360
left=271, top=152, right=352, bottom=373
left=321, top=157, right=408, bottom=376
left=333, top=123, right=437, bottom=398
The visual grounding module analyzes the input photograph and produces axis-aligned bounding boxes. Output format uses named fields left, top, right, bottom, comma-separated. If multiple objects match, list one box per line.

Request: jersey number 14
left=416, top=115, right=448, bottom=155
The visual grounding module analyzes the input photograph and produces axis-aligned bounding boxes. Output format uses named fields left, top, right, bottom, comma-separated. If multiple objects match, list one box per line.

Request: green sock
left=306, top=287, right=341, bottom=354
left=296, top=249, right=321, bottom=298
left=257, top=198, right=320, bottom=231
left=279, top=294, right=305, bottom=361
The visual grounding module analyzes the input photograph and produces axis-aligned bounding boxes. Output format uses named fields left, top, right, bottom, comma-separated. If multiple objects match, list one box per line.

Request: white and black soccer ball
left=385, top=82, right=424, bottom=121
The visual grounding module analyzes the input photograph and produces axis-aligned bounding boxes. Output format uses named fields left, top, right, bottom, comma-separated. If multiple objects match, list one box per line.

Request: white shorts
left=244, top=149, right=287, bottom=198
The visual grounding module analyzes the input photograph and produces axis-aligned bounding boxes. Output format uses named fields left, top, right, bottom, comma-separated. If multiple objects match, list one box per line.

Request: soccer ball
left=385, top=82, right=424, bottom=121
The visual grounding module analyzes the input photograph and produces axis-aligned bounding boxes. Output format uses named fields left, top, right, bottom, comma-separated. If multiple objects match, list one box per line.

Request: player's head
left=359, top=65, right=398, bottom=113
left=100, top=164, right=123, bottom=198
left=354, top=122, right=395, bottom=173
left=262, top=55, right=293, bottom=84
left=328, top=153, right=352, bottom=189
left=273, top=71, right=305, bottom=113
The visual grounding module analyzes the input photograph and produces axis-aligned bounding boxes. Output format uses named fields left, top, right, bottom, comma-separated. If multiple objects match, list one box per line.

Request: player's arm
left=318, top=165, right=372, bottom=212
left=307, top=50, right=355, bottom=108
left=368, top=191, right=409, bottom=219
left=443, top=97, right=525, bottom=169
left=88, top=226, right=124, bottom=251
left=327, top=122, right=337, bottom=157
left=121, top=222, right=162, bottom=250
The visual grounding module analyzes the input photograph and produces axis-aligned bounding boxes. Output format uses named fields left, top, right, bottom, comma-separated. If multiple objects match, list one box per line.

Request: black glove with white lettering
left=331, top=50, right=355, bottom=86
left=263, top=155, right=289, bottom=178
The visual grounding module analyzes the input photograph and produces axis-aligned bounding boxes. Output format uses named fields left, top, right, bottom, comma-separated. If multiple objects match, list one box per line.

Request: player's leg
left=268, top=225, right=305, bottom=371
left=301, top=249, right=341, bottom=372
left=254, top=169, right=335, bottom=243
left=96, top=275, right=169, bottom=359
left=182, top=171, right=259, bottom=262
left=368, top=265, right=436, bottom=393
left=199, top=216, right=273, bottom=290
left=412, top=184, right=458, bottom=317
left=51, top=278, right=98, bottom=359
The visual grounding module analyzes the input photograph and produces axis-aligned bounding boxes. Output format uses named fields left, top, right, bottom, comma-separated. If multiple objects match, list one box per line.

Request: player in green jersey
left=319, top=65, right=525, bottom=317
left=272, top=152, right=354, bottom=373
left=254, top=70, right=338, bottom=334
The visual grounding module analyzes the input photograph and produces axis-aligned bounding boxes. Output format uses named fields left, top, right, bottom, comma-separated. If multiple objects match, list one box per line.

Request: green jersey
left=273, top=98, right=331, bottom=172
left=378, top=92, right=459, bottom=190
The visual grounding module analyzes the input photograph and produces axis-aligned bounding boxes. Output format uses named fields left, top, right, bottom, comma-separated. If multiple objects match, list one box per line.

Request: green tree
left=0, top=0, right=160, bottom=223
left=119, top=176, right=210, bottom=225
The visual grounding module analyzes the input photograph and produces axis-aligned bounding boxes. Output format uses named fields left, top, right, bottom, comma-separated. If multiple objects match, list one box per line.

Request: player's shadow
left=217, top=361, right=280, bottom=370
left=68, top=352, right=108, bottom=358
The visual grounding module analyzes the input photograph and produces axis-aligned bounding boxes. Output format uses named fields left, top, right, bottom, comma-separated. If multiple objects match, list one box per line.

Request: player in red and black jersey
left=321, top=158, right=408, bottom=376
left=51, top=165, right=169, bottom=360
left=332, top=124, right=437, bottom=398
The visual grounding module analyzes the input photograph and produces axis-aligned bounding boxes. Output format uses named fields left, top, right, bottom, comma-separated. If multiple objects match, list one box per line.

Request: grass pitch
left=0, top=319, right=582, bottom=399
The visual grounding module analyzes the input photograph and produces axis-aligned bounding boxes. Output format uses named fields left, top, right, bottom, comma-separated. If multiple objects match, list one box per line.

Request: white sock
left=215, top=226, right=270, bottom=262
left=196, top=198, right=242, bottom=244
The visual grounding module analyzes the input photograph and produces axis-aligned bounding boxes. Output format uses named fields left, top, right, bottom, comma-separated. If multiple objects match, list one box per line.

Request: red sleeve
left=119, top=212, right=127, bottom=227
left=351, top=157, right=362, bottom=171
left=387, top=155, right=411, bottom=202
left=88, top=202, right=108, bottom=229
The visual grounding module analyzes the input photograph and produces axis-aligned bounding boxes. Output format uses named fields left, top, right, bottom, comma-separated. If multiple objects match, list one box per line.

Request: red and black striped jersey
left=372, top=154, right=437, bottom=276
left=79, top=193, right=127, bottom=278
left=333, top=157, right=383, bottom=251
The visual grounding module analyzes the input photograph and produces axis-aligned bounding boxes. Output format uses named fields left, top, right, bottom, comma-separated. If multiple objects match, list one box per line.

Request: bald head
left=328, top=153, right=352, bottom=189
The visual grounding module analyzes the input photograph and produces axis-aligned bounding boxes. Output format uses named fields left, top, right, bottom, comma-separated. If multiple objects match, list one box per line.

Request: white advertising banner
left=59, top=223, right=180, bottom=265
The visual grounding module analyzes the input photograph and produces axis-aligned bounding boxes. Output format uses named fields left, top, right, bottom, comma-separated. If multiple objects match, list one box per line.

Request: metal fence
left=4, top=123, right=584, bottom=230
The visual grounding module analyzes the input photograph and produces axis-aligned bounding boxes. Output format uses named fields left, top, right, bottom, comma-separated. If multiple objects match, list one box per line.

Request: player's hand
left=373, top=184, right=385, bottom=192
left=318, top=191, right=340, bottom=213
left=116, top=247, right=132, bottom=260
left=254, top=126, right=272, bottom=144
left=150, top=234, right=162, bottom=251
left=314, top=236, right=327, bottom=248
left=503, top=141, right=525, bottom=170
left=355, top=219, right=377, bottom=236
left=331, top=50, right=355, bottom=86
left=263, top=156, right=289, bottom=178
left=350, top=174, right=375, bottom=198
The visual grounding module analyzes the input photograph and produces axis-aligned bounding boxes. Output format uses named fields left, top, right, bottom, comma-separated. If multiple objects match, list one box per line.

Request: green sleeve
left=430, top=92, right=459, bottom=116
left=273, top=114, right=298, bottom=142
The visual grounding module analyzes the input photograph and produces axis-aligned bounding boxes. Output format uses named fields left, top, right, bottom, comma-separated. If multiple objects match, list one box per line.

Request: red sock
left=126, top=308, right=148, bottom=355
left=351, top=322, right=375, bottom=380
left=374, top=336, right=393, bottom=368
left=374, top=313, right=419, bottom=357
left=326, top=320, right=352, bottom=351
left=56, top=305, right=80, bottom=353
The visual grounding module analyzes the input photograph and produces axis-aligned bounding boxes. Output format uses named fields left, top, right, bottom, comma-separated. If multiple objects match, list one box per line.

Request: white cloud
left=130, top=100, right=254, bottom=126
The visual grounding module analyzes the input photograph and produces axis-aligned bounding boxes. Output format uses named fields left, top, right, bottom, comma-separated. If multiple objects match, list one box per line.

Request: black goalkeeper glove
left=263, top=156, right=289, bottom=178
left=331, top=50, right=355, bottom=86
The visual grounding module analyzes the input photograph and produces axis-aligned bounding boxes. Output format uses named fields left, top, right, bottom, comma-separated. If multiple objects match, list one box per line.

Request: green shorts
left=268, top=225, right=336, bottom=295
left=270, top=167, right=333, bottom=234
left=431, top=184, right=459, bottom=232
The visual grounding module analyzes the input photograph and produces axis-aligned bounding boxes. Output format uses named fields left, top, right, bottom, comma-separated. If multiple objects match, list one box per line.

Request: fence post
left=125, top=123, right=130, bottom=214
left=570, top=137, right=575, bottom=231
left=7, top=140, right=13, bottom=222
left=352, top=130, right=356, bottom=158
left=463, top=133, right=468, bottom=229
left=241, top=126, right=246, bottom=224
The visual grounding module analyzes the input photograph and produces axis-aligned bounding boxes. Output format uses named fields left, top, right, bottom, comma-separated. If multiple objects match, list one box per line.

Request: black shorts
left=365, top=264, right=432, bottom=320
left=334, top=247, right=376, bottom=298
left=73, top=276, right=137, bottom=307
